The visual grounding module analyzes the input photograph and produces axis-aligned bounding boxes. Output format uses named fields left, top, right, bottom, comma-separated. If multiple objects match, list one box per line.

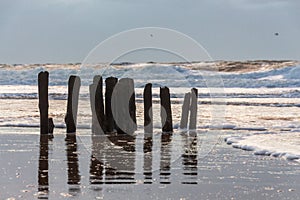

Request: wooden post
left=65, top=76, right=81, bottom=133
left=48, top=118, right=54, bottom=134
left=48, top=118, right=54, bottom=139
left=38, top=71, right=49, bottom=135
left=128, top=79, right=137, bottom=129
left=144, top=83, right=153, bottom=134
left=89, top=80, right=97, bottom=134
left=95, top=76, right=105, bottom=133
left=113, top=78, right=137, bottom=135
left=105, top=77, right=118, bottom=133
left=180, top=92, right=191, bottom=129
left=90, top=75, right=105, bottom=134
left=189, top=88, right=198, bottom=130
left=160, top=87, right=173, bottom=133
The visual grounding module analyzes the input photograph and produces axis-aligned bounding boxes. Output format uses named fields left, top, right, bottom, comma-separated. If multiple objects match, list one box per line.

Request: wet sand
left=0, top=127, right=299, bottom=200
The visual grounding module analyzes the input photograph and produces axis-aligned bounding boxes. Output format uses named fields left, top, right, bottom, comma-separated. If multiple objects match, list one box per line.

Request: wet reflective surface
left=0, top=128, right=300, bottom=199
left=38, top=135, right=49, bottom=198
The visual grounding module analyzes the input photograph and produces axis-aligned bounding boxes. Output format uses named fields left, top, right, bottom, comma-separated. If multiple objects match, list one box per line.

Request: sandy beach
left=0, top=127, right=299, bottom=200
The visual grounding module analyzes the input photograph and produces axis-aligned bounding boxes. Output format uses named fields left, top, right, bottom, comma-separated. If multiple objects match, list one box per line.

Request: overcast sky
left=0, top=0, right=299, bottom=64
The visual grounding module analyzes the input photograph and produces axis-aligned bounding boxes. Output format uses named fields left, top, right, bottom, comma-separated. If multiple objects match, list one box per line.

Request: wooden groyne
left=38, top=73, right=198, bottom=136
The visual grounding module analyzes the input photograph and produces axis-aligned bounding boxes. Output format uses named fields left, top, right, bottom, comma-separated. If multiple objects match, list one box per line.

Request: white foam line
left=225, top=132, right=300, bottom=162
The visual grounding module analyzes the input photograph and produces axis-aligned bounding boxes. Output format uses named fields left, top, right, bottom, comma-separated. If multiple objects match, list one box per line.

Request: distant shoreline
left=0, top=60, right=299, bottom=73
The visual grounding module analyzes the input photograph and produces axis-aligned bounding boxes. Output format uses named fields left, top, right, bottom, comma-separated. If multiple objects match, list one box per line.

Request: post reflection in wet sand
left=65, top=133, right=81, bottom=193
left=90, top=134, right=136, bottom=185
left=90, top=135, right=105, bottom=185
left=182, top=131, right=198, bottom=184
left=89, top=131, right=200, bottom=185
left=160, top=133, right=172, bottom=184
left=143, top=133, right=153, bottom=184
left=38, top=135, right=49, bottom=199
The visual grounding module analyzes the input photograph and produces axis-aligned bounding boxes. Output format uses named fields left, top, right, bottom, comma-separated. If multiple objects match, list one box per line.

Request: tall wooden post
left=128, top=79, right=137, bottom=128
left=105, top=77, right=118, bottom=133
left=144, top=83, right=153, bottom=134
left=160, top=87, right=173, bottom=133
left=38, top=71, right=49, bottom=135
left=65, top=76, right=81, bottom=133
left=189, top=88, right=198, bottom=130
left=143, top=84, right=153, bottom=182
left=112, top=78, right=137, bottom=135
left=89, top=79, right=97, bottom=134
left=90, top=75, right=105, bottom=134
left=95, top=76, right=105, bottom=133
left=180, top=92, right=191, bottom=129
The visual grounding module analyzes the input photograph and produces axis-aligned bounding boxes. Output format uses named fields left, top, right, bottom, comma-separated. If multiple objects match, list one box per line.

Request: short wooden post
left=48, top=118, right=54, bottom=139
left=180, top=92, right=191, bottom=129
left=38, top=71, right=49, bottom=135
left=90, top=75, right=105, bottom=134
left=189, top=88, right=198, bottom=130
left=65, top=76, right=81, bottom=133
left=105, top=77, right=118, bottom=133
left=144, top=83, right=153, bottom=133
left=160, top=87, right=173, bottom=133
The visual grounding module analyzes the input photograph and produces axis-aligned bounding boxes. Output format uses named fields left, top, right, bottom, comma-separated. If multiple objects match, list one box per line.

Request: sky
left=0, top=0, right=299, bottom=64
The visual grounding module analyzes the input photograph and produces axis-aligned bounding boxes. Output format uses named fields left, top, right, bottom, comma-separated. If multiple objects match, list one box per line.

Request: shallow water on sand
left=0, top=127, right=299, bottom=200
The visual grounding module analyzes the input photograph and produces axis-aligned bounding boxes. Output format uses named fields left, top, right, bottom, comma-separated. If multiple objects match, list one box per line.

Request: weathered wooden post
left=48, top=118, right=54, bottom=139
left=144, top=83, right=153, bottom=134
left=189, top=88, right=198, bottom=130
left=89, top=78, right=98, bottom=134
left=89, top=75, right=105, bottom=134
left=38, top=71, right=49, bottom=135
left=180, top=92, right=191, bottom=129
left=95, top=76, right=105, bottom=133
left=105, top=77, right=118, bottom=133
left=160, top=87, right=173, bottom=133
left=65, top=75, right=81, bottom=133
left=143, top=83, right=153, bottom=183
left=112, top=78, right=137, bottom=135
left=128, top=79, right=137, bottom=128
